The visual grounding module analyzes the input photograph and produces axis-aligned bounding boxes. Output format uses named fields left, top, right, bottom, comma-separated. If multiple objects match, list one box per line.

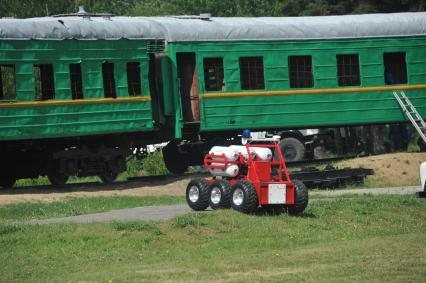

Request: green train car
left=0, top=10, right=425, bottom=185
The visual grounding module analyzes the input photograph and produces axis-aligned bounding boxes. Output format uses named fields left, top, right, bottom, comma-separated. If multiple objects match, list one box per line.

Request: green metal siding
left=0, top=102, right=152, bottom=139
left=169, top=36, right=426, bottom=133
left=200, top=91, right=425, bottom=131
left=0, top=39, right=154, bottom=141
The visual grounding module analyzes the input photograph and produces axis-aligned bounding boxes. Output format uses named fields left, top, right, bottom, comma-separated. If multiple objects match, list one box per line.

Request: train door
left=176, top=52, right=200, bottom=123
left=148, top=54, right=165, bottom=125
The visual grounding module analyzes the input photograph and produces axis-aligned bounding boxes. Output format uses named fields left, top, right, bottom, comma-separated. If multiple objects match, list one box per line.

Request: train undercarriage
left=0, top=132, right=167, bottom=188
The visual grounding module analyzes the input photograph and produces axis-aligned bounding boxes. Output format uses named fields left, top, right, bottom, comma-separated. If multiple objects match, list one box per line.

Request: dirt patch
left=337, top=152, right=426, bottom=187
left=0, top=177, right=191, bottom=206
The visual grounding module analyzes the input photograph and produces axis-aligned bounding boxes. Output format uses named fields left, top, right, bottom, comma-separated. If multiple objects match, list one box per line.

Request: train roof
left=0, top=12, right=425, bottom=42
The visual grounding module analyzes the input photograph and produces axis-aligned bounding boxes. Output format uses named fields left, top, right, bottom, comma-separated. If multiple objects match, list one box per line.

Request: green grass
left=0, top=195, right=425, bottom=282
left=0, top=196, right=184, bottom=223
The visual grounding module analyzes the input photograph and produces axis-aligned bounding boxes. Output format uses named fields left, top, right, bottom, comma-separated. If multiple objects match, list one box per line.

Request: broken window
left=102, top=62, right=116, bottom=98
left=239, top=56, right=265, bottom=90
left=126, top=62, right=141, bottom=96
left=289, top=56, right=313, bottom=88
left=337, top=54, right=361, bottom=86
left=70, top=63, right=84, bottom=99
left=203, top=58, right=224, bottom=91
left=384, top=52, right=407, bottom=85
left=0, top=65, right=16, bottom=100
left=34, top=64, right=55, bottom=101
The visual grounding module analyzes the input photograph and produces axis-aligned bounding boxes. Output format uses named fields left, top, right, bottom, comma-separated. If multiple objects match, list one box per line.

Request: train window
left=203, top=58, right=224, bottom=91
left=384, top=52, right=407, bottom=85
left=126, top=62, right=141, bottom=96
left=337, top=54, right=360, bottom=86
left=34, top=64, right=55, bottom=101
left=69, top=63, right=84, bottom=99
left=239, top=57, right=265, bottom=90
left=289, top=56, right=313, bottom=88
left=102, top=62, right=116, bottom=98
left=0, top=65, right=16, bottom=100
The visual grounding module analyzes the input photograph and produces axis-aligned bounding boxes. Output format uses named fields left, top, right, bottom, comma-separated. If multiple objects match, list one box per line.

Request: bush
left=140, top=150, right=170, bottom=176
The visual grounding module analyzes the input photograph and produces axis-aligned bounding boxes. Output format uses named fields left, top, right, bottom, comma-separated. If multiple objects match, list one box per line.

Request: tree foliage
left=0, top=0, right=424, bottom=18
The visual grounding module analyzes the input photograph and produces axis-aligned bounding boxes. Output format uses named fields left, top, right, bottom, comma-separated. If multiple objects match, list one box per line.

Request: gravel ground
left=27, top=204, right=209, bottom=225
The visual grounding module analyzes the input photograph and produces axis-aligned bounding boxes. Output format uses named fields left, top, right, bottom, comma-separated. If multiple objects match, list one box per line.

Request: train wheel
left=47, top=172, right=69, bottom=186
left=0, top=176, right=16, bottom=188
left=186, top=178, right=209, bottom=211
left=287, top=179, right=309, bottom=216
left=208, top=179, right=232, bottom=210
left=231, top=180, right=258, bottom=213
left=280, top=137, right=305, bottom=162
left=163, top=141, right=188, bottom=174
left=99, top=170, right=118, bottom=184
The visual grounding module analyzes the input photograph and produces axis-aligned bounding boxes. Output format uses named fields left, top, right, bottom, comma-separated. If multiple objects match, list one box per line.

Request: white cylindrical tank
left=207, top=146, right=240, bottom=177
left=229, top=145, right=254, bottom=160
left=251, top=147, right=272, bottom=161
left=229, top=145, right=272, bottom=161
left=209, top=164, right=239, bottom=177
left=209, top=146, right=239, bottom=161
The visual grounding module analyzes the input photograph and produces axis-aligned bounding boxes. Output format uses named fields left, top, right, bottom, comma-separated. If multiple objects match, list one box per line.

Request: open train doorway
left=176, top=52, right=200, bottom=123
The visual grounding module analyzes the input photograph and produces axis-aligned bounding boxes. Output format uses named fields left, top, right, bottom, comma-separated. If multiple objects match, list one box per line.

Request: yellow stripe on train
left=202, top=84, right=426, bottom=99
left=0, top=96, right=151, bottom=107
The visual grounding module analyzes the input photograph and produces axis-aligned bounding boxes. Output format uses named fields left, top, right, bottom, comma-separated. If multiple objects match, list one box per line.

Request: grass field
left=1, top=194, right=425, bottom=282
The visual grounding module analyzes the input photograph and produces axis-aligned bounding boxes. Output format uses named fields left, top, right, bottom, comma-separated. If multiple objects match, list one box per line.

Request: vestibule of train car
left=148, top=54, right=166, bottom=125
left=176, top=52, right=200, bottom=123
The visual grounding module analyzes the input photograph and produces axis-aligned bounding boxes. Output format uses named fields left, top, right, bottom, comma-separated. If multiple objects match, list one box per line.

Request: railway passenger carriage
left=0, top=39, right=154, bottom=139
left=160, top=13, right=426, bottom=172
left=0, top=11, right=425, bottom=185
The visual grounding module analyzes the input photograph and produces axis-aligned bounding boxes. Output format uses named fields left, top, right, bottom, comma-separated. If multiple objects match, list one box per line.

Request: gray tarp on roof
left=0, top=12, right=425, bottom=42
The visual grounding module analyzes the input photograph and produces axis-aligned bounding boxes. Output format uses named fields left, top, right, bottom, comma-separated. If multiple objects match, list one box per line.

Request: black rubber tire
left=287, top=179, right=309, bottom=216
left=186, top=178, right=209, bottom=211
left=208, top=179, right=232, bottom=210
left=47, top=172, right=69, bottom=186
left=163, top=141, right=188, bottom=174
left=0, top=176, right=16, bottom=188
left=99, top=170, right=118, bottom=184
left=280, top=137, right=305, bottom=162
left=231, top=180, right=259, bottom=213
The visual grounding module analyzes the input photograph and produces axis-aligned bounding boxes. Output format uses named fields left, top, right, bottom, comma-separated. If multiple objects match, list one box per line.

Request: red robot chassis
left=186, top=137, right=309, bottom=214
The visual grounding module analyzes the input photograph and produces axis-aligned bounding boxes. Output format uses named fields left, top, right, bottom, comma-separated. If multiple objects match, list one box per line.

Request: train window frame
left=126, top=62, right=142, bottom=96
left=383, top=52, right=407, bottom=85
left=336, top=54, right=361, bottom=87
left=0, top=64, right=16, bottom=101
left=102, top=61, right=116, bottom=98
left=239, top=56, right=265, bottom=90
left=288, top=55, right=314, bottom=88
left=69, top=63, right=84, bottom=100
left=203, top=57, right=224, bottom=91
left=34, top=64, right=55, bottom=101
